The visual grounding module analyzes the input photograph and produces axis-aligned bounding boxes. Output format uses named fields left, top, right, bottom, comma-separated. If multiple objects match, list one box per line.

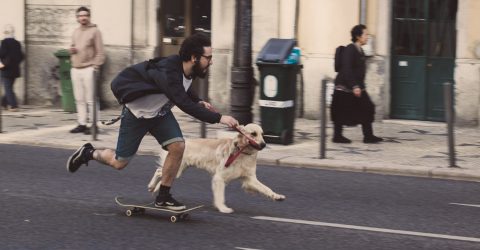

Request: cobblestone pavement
left=1, top=105, right=479, bottom=182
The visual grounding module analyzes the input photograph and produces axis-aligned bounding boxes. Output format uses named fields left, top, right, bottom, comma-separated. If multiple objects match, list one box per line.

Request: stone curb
left=1, top=139, right=479, bottom=183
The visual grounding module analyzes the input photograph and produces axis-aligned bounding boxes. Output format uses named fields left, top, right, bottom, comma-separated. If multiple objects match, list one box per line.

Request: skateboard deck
left=115, top=196, right=203, bottom=223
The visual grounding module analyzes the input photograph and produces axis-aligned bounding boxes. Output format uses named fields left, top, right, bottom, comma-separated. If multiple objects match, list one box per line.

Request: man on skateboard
left=66, top=33, right=238, bottom=211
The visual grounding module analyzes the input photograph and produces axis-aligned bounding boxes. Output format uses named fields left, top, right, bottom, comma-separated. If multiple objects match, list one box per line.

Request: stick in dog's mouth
left=235, top=126, right=263, bottom=150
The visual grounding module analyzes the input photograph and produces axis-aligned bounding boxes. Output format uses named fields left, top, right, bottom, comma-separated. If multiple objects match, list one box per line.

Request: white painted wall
left=298, top=0, right=359, bottom=118
left=455, top=0, right=480, bottom=126
left=91, top=0, right=132, bottom=46
left=1, top=0, right=478, bottom=125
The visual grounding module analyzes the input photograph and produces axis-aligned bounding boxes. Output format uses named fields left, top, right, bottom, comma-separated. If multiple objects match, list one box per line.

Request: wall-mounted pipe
left=294, top=0, right=300, bottom=39
left=130, top=0, right=135, bottom=65
left=360, top=0, right=367, bottom=24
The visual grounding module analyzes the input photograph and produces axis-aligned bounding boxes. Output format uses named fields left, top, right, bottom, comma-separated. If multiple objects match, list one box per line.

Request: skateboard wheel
left=126, top=209, right=133, bottom=217
left=170, top=215, right=178, bottom=223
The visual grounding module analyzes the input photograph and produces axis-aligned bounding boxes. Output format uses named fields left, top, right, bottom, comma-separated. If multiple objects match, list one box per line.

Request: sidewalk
left=1, top=105, right=479, bottom=182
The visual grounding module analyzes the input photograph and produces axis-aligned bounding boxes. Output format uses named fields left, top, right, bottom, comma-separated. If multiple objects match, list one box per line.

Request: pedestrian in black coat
left=0, top=24, right=24, bottom=111
left=331, top=24, right=382, bottom=143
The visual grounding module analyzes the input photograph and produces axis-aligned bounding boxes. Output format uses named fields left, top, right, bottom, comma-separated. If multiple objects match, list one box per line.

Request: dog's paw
left=147, top=168, right=163, bottom=192
left=217, top=206, right=234, bottom=214
left=273, top=194, right=286, bottom=201
left=147, top=181, right=159, bottom=192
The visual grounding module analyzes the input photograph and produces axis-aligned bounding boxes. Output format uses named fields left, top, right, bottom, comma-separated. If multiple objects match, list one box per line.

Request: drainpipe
left=360, top=0, right=367, bottom=24
left=293, top=0, right=304, bottom=117
left=130, top=0, right=135, bottom=65
left=23, top=0, right=28, bottom=104
left=294, top=0, right=299, bottom=39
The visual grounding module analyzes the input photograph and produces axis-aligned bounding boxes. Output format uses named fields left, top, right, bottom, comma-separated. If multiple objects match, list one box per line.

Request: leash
left=224, top=125, right=261, bottom=168
left=207, top=104, right=261, bottom=151
left=101, top=115, right=122, bottom=125
left=234, top=125, right=261, bottom=150
left=224, top=145, right=248, bottom=168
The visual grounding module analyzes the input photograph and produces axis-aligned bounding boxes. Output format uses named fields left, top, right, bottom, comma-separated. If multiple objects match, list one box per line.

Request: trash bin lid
left=54, top=49, right=70, bottom=58
left=257, top=38, right=296, bottom=63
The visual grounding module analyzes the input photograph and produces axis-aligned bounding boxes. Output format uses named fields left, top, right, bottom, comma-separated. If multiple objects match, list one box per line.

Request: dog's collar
left=237, top=145, right=254, bottom=155
left=225, top=145, right=251, bottom=168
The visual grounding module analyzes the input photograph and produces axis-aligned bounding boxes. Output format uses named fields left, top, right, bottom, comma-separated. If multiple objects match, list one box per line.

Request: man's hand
left=220, top=115, right=239, bottom=128
left=353, top=87, right=362, bottom=97
left=69, top=47, right=77, bottom=54
left=0, top=62, right=4, bottom=69
left=199, top=101, right=215, bottom=111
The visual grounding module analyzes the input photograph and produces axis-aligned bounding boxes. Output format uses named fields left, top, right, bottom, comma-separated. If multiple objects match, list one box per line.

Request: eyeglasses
left=201, top=55, right=213, bottom=62
left=76, top=14, right=90, bottom=17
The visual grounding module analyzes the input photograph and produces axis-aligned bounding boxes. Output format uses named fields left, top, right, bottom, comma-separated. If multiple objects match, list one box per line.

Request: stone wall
left=2, top=0, right=479, bottom=126
left=25, top=2, right=87, bottom=105
left=23, top=0, right=156, bottom=108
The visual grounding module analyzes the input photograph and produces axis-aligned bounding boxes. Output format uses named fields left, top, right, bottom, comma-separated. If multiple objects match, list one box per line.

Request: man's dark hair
left=351, top=24, right=367, bottom=43
left=179, top=33, right=211, bottom=62
left=76, top=6, right=90, bottom=14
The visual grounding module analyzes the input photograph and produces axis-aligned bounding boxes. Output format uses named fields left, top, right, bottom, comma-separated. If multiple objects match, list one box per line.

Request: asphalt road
left=1, top=144, right=480, bottom=250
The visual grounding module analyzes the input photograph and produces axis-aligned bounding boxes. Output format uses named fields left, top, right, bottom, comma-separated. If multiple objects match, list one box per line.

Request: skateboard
left=115, top=196, right=203, bottom=223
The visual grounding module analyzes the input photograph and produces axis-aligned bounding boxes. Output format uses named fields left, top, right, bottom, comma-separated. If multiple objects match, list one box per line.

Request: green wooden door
left=391, top=0, right=457, bottom=121
left=391, top=55, right=427, bottom=118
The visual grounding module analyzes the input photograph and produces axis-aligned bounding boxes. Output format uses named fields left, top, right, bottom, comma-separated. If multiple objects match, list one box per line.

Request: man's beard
left=192, top=63, right=209, bottom=78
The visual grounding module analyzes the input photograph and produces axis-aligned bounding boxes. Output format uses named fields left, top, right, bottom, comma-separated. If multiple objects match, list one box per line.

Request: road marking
left=252, top=216, right=480, bottom=243
left=449, top=203, right=480, bottom=208
left=235, top=248, right=262, bottom=250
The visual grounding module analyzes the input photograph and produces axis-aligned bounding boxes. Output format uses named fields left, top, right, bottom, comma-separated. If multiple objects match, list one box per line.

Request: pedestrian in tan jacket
left=69, top=6, right=105, bottom=134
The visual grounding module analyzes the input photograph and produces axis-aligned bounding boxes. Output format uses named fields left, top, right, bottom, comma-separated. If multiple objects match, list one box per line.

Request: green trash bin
left=54, top=49, right=76, bottom=112
left=257, top=63, right=301, bottom=145
left=256, top=38, right=301, bottom=145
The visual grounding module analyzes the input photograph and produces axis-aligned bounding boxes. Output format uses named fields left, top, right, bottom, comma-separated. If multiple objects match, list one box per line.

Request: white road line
left=252, top=216, right=480, bottom=243
left=235, top=248, right=263, bottom=250
left=449, top=203, right=480, bottom=208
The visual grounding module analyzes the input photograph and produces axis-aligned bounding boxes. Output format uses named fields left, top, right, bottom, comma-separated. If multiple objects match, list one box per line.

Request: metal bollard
left=0, top=83, right=2, bottom=133
left=91, top=70, right=98, bottom=141
left=319, top=77, right=331, bottom=159
left=443, top=82, right=458, bottom=168
left=298, top=68, right=305, bottom=118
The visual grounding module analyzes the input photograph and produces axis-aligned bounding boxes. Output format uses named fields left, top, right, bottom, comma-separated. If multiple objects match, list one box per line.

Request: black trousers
left=330, top=90, right=375, bottom=126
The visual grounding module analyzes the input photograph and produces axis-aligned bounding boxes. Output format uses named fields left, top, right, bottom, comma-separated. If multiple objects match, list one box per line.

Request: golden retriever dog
left=147, top=123, right=286, bottom=213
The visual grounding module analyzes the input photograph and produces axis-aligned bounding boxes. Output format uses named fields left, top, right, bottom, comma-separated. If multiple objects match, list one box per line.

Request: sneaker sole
left=154, top=204, right=186, bottom=211
left=66, top=144, right=89, bottom=173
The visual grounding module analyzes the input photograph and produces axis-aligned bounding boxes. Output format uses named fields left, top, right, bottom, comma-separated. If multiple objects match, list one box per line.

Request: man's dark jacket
left=111, top=55, right=221, bottom=124
left=0, top=38, right=24, bottom=78
left=334, top=43, right=366, bottom=90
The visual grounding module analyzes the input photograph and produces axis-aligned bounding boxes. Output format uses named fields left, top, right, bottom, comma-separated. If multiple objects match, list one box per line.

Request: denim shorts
left=115, top=108, right=184, bottom=161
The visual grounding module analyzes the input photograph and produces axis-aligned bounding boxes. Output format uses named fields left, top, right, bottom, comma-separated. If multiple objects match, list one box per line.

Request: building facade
left=1, top=0, right=479, bottom=126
